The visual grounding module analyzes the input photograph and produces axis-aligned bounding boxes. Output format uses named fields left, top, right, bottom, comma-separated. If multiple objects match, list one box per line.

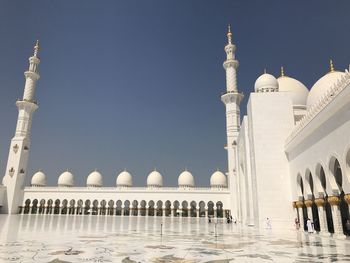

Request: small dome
left=277, top=75, right=309, bottom=105
left=254, top=73, right=279, bottom=93
left=210, top=171, right=227, bottom=188
left=147, top=170, right=163, bottom=187
left=31, top=171, right=46, bottom=186
left=58, top=171, right=74, bottom=187
left=307, top=70, right=345, bottom=107
left=116, top=170, right=133, bottom=187
left=178, top=170, right=194, bottom=187
left=87, top=170, right=103, bottom=187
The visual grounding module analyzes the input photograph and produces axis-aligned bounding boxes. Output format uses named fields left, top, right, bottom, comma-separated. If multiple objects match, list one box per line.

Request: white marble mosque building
left=0, top=27, right=349, bottom=237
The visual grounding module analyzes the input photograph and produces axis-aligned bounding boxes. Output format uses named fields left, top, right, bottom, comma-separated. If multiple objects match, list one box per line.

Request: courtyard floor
left=0, top=215, right=349, bottom=262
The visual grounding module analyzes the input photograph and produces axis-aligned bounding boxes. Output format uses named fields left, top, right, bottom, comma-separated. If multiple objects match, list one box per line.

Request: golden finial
left=227, top=24, right=232, bottom=44
left=33, top=40, right=40, bottom=57
left=329, top=59, right=335, bottom=72
left=280, top=66, right=285, bottom=77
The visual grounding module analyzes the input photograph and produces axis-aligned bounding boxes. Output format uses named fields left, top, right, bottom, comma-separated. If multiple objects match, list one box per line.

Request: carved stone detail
left=314, top=198, right=325, bottom=207
left=13, top=144, right=19, bottom=153
left=344, top=194, right=350, bottom=204
left=9, top=167, right=15, bottom=177
left=327, top=196, right=340, bottom=206
left=304, top=199, right=313, bottom=207
left=295, top=201, right=303, bottom=208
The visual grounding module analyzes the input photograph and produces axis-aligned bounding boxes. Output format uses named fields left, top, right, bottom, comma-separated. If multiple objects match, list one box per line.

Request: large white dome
left=178, top=170, right=194, bottom=187
left=254, top=73, right=279, bottom=93
left=87, top=170, right=103, bottom=187
left=31, top=170, right=46, bottom=186
left=210, top=171, right=227, bottom=188
left=277, top=75, right=309, bottom=105
left=58, top=171, right=74, bottom=187
left=307, top=71, right=345, bottom=107
left=116, top=170, right=133, bottom=187
left=147, top=170, right=163, bottom=187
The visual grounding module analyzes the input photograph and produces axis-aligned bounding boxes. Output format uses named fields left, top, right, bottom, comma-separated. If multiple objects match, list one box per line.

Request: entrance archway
left=31, top=199, right=38, bottom=214
left=208, top=201, right=214, bottom=217
left=61, top=199, right=68, bottom=214
left=199, top=201, right=205, bottom=217
left=156, top=201, right=163, bottom=216
left=216, top=201, right=223, bottom=218
left=190, top=201, right=197, bottom=217
left=148, top=200, right=155, bottom=216
left=165, top=200, right=171, bottom=216
left=330, top=158, right=349, bottom=234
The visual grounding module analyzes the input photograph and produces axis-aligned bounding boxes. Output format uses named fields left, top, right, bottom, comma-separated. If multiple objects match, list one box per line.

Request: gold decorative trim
left=344, top=194, right=350, bottom=204
left=304, top=200, right=313, bottom=207
left=296, top=201, right=303, bottom=208
left=314, top=198, right=325, bottom=207
left=327, top=196, right=340, bottom=206
left=292, top=201, right=296, bottom=208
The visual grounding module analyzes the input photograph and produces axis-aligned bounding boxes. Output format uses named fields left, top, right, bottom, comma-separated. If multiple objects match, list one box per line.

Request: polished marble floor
left=0, top=215, right=349, bottom=262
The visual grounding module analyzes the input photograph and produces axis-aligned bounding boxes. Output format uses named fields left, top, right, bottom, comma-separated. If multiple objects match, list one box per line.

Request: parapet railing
left=285, top=70, right=350, bottom=146
left=25, top=186, right=229, bottom=191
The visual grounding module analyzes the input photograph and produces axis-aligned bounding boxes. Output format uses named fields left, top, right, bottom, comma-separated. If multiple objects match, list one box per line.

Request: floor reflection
left=0, top=215, right=350, bottom=262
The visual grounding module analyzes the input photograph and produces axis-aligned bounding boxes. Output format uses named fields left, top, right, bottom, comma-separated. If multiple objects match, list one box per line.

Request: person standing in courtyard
left=295, top=218, right=300, bottom=230
left=266, top=217, right=271, bottom=229
left=307, top=218, right=313, bottom=233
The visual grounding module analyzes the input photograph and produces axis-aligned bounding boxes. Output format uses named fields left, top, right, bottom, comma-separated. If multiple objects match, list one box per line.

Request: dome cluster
left=30, top=169, right=227, bottom=188
left=254, top=62, right=345, bottom=109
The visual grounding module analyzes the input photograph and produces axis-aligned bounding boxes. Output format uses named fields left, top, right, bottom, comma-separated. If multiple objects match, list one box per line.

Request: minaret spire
left=280, top=66, right=285, bottom=77
left=2, top=41, right=41, bottom=214
left=221, top=26, right=244, bottom=220
left=227, top=24, right=232, bottom=44
left=329, top=59, right=335, bottom=72
left=33, top=40, right=40, bottom=57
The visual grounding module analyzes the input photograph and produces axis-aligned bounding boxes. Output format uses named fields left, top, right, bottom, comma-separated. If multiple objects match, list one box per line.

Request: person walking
left=266, top=217, right=272, bottom=229
left=307, top=218, right=313, bottom=233
left=295, top=218, right=300, bottom=230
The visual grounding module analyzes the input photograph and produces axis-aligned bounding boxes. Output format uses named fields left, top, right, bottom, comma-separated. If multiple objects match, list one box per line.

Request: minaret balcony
left=16, top=98, right=38, bottom=105
left=223, top=59, right=238, bottom=69
left=221, top=91, right=244, bottom=105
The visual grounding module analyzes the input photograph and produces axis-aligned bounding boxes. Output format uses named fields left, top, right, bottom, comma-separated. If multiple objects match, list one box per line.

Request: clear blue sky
left=1, top=1, right=349, bottom=187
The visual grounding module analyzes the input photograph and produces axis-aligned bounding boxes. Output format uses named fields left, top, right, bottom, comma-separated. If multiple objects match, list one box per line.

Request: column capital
left=304, top=199, right=313, bottom=207
left=327, top=195, right=340, bottom=206
left=314, top=198, right=325, bottom=207
left=295, top=201, right=303, bottom=208
left=344, top=194, right=350, bottom=204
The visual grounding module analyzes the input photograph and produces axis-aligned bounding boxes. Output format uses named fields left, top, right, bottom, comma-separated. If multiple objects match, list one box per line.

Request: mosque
left=0, top=27, right=349, bottom=237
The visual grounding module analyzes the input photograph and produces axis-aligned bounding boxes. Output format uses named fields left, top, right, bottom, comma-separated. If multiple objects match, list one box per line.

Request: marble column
left=205, top=209, right=208, bottom=218
left=296, top=201, right=304, bottom=231
left=327, top=196, right=344, bottom=236
left=315, top=198, right=327, bottom=234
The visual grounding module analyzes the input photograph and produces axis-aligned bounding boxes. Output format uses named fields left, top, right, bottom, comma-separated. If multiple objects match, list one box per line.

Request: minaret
left=2, top=41, right=41, bottom=214
left=221, top=25, right=243, bottom=218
